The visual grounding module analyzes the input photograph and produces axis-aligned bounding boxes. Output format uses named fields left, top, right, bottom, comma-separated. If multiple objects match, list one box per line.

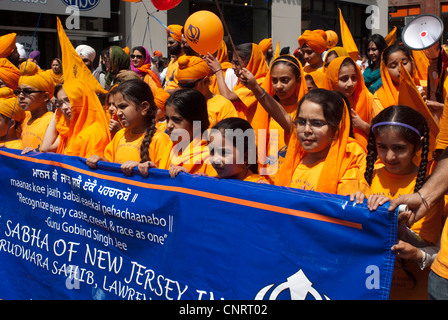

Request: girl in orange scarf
left=208, top=41, right=235, bottom=95
left=205, top=43, right=267, bottom=124
left=238, top=54, right=308, bottom=182
left=274, top=89, right=369, bottom=195
left=45, top=58, right=64, bottom=85
left=324, top=56, right=377, bottom=150
left=41, top=78, right=110, bottom=158
left=154, top=89, right=217, bottom=178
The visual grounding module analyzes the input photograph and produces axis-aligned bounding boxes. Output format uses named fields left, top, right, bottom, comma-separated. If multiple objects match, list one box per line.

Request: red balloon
left=150, top=0, right=182, bottom=10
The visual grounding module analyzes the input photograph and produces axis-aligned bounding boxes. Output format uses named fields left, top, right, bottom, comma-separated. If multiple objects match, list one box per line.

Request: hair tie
left=371, top=121, right=421, bottom=138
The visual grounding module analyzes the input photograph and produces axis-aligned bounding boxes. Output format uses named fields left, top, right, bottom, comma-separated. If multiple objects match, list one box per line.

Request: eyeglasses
left=14, top=89, right=45, bottom=96
left=294, top=117, right=328, bottom=129
left=131, top=54, right=143, bottom=59
left=178, top=77, right=204, bottom=89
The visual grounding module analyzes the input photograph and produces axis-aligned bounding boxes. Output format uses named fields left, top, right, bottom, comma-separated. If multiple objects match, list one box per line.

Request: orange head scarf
left=306, top=70, right=326, bottom=89
left=234, top=43, right=268, bottom=91
left=0, top=33, right=17, bottom=59
left=19, top=61, right=55, bottom=98
left=251, top=54, right=308, bottom=169
left=56, top=78, right=110, bottom=157
left=324, top=56, right=372, bottom=148
left=176, top=55, right=210, bottom=80
left=258, top=38, right=272, bottom=54
left=166, top=25, right=183, bottom=43
left=215, top=40, right=232, bottom=70
left=298, top=30, right=327, bottom=54
left=274, top=89, right=355, bottom=194
left=153, top=86, right=170, bottom=112
left=323, top=46, right=349, bottom=72
left=0, top=58, right=21, bottom=90
left=0, top=96, right=25, bottom=122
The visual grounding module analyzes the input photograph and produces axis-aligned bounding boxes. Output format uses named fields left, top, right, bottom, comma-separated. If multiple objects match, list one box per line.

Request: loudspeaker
left=402, top=14, right=444, bottom=51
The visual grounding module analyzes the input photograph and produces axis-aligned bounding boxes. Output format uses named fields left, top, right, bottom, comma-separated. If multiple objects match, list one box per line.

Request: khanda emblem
left=73, top=64, right=78, bottom=78
left=186, top=24, right=200, bottom=44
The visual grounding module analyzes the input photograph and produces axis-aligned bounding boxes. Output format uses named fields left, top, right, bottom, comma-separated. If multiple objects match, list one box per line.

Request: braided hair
left=113, top=79, right=158, bottom=163
left=365, top=105, right=430, bottom=192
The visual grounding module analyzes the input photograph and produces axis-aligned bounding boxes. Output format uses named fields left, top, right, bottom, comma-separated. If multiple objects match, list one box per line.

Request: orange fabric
left=210, top=41, right=233, bottom=95
left=19, top=61, right=55, bottom=98
left=0, top=33, right=16, bottom=59
left=21, top=111, right=53, bottom=151
left=385, top=26, right=397, bottom=47
left=258, top=38, right=272, bottom=54
left=140, top=65, right=161, bottom=88
left=57, top=17, right=107, bottom=95
left=152, top=86, right=170, bottom=112
left=0, top=58, right=21, bottom=90
left=159, top=137, right=217, bottom=176
left=164, top=57, right=180, bottom=90
left=275, top=97, right=368, bottom=195
left=323, top=46, right=349, bottom=72
left=153, top=50, right=163, bottom=57
left=307, top=70, right=326, bottom=88
left=398, top=61, right=439, bottom=156
left=56, top=79, right=110, bottom=158
left=0, top=87, right=14, bottom=98
left=3, top=139, right=22, bottom=150
left=251, top=55, right=308, bottom=178
left=0, top=96, right=24, bottom=122
left=104, top=128, right=170, bottom=167
left=45, top=69, right=64, bottom=85
left=298, top=30, right=327, bottom=54
left=412, top=50, right=429, bottom=85
left=324, top=56, right=373, bottom=149
left=243, top=170, right=267, bottom=183
left=176, top=55, right=210, bottom=80
left=338, top=9, right=359, bottom=61
left=207, top=94, right=238, bottom=128
left=166, top=24, right=183, bottom=43
left=374, top=56, right=399, bottom=111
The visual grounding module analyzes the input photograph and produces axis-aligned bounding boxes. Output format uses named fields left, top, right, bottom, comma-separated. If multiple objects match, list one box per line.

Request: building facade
left=0, top=0, right=388, bottom=69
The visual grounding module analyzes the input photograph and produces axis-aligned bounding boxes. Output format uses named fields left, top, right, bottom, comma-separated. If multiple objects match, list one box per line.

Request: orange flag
left=385, top=26, right=397, bottom=47
left=398, top=61, right=439, bottom=154
left=338, top=8, right=359, bottom=62
left=56, top=17, right=107, bottom=94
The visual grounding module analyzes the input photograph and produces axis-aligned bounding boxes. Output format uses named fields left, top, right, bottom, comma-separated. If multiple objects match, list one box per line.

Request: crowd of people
left=1, top=21, right=448, bottom=300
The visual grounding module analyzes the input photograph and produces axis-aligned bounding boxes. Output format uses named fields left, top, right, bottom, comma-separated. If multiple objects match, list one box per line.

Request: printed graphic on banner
left=0, top=149, right=396, bottom=300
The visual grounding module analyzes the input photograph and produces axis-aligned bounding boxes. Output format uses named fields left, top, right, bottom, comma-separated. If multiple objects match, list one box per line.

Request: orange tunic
left=21, top=111, right=53, bottom=151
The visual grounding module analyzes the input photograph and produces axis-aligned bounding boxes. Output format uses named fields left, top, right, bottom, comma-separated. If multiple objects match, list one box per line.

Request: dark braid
left=364, top=131, right=378, bottom=186
left=113, top=79, right=158, bottom=163
left=414, top=124, right=430, bottom=192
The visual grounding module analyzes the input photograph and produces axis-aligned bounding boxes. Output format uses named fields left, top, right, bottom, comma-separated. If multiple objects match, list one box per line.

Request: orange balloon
left=184, top=11, right=224, bottom=55
left=325, top=30, right=338, bottom=49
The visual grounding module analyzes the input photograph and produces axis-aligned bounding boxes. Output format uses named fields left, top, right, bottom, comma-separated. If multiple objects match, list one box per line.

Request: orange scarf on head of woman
left=274, top=93, right=359, bottom=194
left=324, top=56, right=373, bottom=149
left=233, top=43, right=268, bottom=92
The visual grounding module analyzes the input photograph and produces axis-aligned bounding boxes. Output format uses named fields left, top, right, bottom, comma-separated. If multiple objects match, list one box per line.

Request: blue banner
left=0, top=148, right=396, bottom=300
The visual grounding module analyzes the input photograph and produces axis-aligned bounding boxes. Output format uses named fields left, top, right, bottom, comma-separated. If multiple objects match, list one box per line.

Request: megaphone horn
left=402, top=14, right=444, bottom=51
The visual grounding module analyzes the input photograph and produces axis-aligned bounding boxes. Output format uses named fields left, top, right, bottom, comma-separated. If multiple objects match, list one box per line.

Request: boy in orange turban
left=176, top=55, right=238, bottom=128
left=0, top=58, right=20, bottom=90
left=0, top=33, right=19, bottom=67
left=17, top=61, right=55, bottom=152
left=0, top=96, right=25, bottom=149
left=298, top=30, right=327, bottom=74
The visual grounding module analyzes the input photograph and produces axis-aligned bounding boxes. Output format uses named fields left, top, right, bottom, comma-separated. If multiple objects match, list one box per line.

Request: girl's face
left=165, top=104, right=193, bottom=143
left=131, top=50, right=144, bottom=68
left=375, top=127, right=418, bottom=175
left=16, top=84, right=48, bottom=113
left=337, top=64, right=358, bottom=98
left=52, top=60, right=62, bottom=74
left=232, top=52, right=249, bottom=76
left=271, top=63, right=300, bottom=104
left=56, top=88, right=71, bottom=120
left=386, top=51, right=413, bottom=85
left=209, top=133, right=247, bottom=179
left=367, top=41, right=380, bottom=64
left=114, top=92, right=146, bottom=131
left=107, top=93, right=117, bottom=117
left=295, top=100, right=336, bottom=161
left=305, top=77, right=317, bottom=91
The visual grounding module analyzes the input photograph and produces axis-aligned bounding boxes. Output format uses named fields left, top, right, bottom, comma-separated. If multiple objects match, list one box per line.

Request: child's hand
left=169, top=165, right=188, bottom=179
left=121, top=160, right=140, bottom=176
left=109, top=119, right=122, bottom=135
left=137, top=161, right=157, bottom=178
left=21, top=147, right=36, bottom=155
left=349, top=191, right=366, bottom=204
left=366, top=194, right=390, bottom=211
left=86, top=155, right=103, bottom=169
left=391, top=240, right=421, bottom=262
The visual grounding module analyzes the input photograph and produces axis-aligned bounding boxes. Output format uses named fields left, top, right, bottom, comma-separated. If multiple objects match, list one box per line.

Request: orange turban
left=153, top=87, right=170, bottom=112
left=0, top=96, right=25, bottom=122
left=258, top=38, right=272, bottom=54
left=0, top=58, right=20, bottom=90
left=176, top=55, right=210, bottom=80
left=166, top=24, right=183, bottom=43
left=0, top=33, right=17, bottom=59
left=298, top=30, right=327, bottom=54
left=153, top=50, right=163, bottom=57
left=19, top=61, right=55, bottom=98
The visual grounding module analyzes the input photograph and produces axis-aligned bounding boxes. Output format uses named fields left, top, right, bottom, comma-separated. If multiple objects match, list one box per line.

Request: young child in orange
left=151, top=89, right=217, bottom=179
left=0, top=96, right=25, bottom=149
left=86, top=79, right=170, bottom=175
left=17, top=61, right=55, bottom=152
left=274, top=89, right=369, bottom=195
left=351, top=105, right=444, bottom=300
left=208, top=117, right=266, bottom=183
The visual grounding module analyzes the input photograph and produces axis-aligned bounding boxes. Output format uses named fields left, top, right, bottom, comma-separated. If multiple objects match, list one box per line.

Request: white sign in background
left=0, top=0, right=111, bottom=19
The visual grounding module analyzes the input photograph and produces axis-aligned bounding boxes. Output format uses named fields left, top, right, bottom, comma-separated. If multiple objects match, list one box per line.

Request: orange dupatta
left=209, top=41, right=233, bottom=95
left=274, top=97, right=357, bottom=194
left=324, top=56, right=373, bottom=149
